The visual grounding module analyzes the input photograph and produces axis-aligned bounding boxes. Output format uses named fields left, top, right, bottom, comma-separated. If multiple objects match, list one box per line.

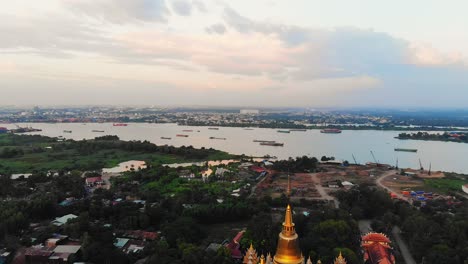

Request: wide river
left=4, top=123, right=468, bottom=173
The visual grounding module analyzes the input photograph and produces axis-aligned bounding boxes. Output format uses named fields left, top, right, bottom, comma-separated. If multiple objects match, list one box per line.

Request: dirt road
left=375, top=170, right=410, bottom=202
left=310, top=173, right=340, bottom=208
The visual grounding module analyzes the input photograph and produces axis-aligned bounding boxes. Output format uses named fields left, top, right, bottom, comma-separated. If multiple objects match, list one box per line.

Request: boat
left=9, top=127, right=42, bottom=133
left=182, top=130, right=193, bottom=132
left=394, top=148, right=417, bottom=152
left=320, top=129, right=342, bottom=134
left=161, top=137, right=171, bottom=140
left=208, top=127, right=219, bottom=130
left=113, top=123, right=128, bottom=126
left=209, top=137, right=226, bottom=140
left=260, top=142, right=284, bottom=147
left=176, top=134, right=189, bottom=137
left=290, top=129, right=307, bottom=132
left=92, top=130, right=105, bottom=133
left=253, top=140, right=276, bottom=143
left=63, top=130, right=72, bottom=133
left=277, top=130, right=290, bottom=133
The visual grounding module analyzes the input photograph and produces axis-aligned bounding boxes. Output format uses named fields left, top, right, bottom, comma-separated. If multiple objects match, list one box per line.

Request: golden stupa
left=273, top=204, right=304, bottom=264
left=242, top=176, right=347, bottom=264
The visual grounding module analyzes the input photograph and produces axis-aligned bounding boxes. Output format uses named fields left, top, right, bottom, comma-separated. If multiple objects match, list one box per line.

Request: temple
left=361, top=232, right=396, bottom=264
left=242, top=204, right=347, bottom=264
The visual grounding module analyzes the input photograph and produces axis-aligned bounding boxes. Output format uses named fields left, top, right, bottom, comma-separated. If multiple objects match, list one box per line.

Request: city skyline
left=1, top=0, right=468, bottom=107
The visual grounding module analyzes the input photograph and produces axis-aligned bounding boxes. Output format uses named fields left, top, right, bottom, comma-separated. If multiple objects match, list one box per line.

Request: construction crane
left=428, top=163, right=432, bottom=175
left=370, top=151, right=379, bottom=165
left=396, top=157, right=399, bottom=170
left=419, top=158, right=424, bottom=171
left=352, top=154, right=358, bottom=165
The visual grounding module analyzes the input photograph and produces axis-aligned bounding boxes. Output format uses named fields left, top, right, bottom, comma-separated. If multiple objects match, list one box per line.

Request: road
left=375, top=170, right=410, bottom=202
left=310, top=173, right=340, bottom=208
left=248, top=170, right=271, bottom=198
left=392, top=226, right=417, bottom=264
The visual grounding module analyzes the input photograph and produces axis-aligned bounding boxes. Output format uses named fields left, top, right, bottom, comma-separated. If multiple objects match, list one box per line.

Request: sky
left=1, top=0, right=468, bottom=108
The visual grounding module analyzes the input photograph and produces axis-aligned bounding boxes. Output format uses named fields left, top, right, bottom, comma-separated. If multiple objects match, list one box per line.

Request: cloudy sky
left=1, top=0, right=468, bottom=107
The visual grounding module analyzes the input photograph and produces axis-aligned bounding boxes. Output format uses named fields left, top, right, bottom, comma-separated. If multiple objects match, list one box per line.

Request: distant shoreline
left=4, top=121, right=468, bottom=132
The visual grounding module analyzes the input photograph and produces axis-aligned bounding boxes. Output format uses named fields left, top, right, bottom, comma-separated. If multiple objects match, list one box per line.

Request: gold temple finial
left=249, top=242, right=254, bottom=250
left=260, top=254, right=265, bottom=264
left=333, top=251, right=347, bottom=264
left=284, top=204, right=294, bottom=229
left=317, top=260, right=322, bottom=264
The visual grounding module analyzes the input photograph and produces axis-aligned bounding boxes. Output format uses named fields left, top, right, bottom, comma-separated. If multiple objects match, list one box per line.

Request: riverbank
left=397, top=132, right=468, bottom=143
left=0, top=134, right=235, bottom=174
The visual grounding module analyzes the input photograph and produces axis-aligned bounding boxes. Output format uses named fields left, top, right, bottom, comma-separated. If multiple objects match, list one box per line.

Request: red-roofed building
left=250, top=166, right=265, bottom=173
left=122, top=230, right=159, bottom=241
left=226, top=230, right=245, bottom=259
left=85, top=176, right=103, bottom=187
left=362, top=233, right=395, bottom=264
left=24, top=247, right=54, bottom=264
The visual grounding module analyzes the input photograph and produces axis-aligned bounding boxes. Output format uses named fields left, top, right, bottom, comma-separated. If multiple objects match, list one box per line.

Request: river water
left=3, top=123, right=468, bottom=173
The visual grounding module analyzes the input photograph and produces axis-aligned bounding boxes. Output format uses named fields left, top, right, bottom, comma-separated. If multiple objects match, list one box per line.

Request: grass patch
left=424, top=177, right=468, bottom=194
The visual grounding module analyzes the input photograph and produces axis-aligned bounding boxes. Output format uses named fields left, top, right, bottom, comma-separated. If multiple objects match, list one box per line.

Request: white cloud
left=63, top=0, right=170, bottom=23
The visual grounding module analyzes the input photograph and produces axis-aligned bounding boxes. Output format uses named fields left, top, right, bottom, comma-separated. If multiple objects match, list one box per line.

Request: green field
left=424, top=175, right=468, bottom=194
left=0, top=134, right=234, bottom=174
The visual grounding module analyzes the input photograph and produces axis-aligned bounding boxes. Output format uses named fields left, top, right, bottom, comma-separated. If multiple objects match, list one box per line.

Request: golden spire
left=283, top=204, right=294, bottom=234
left=317, top=260, right=322, bottom=264
left=333, top=251, right=347, bottom=264
left=260, top=255, right=265, bottom=264
left=273, top=204, right=303, bottom=264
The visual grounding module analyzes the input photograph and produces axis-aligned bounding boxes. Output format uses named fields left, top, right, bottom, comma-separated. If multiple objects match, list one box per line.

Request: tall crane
left=428, top=162, right=432, bottom=175
left=419, top=158, right=424, bottom=171
left=370, top=151, right=379, bottom=165
left=396, top=157, right=399, bottom=170
left=352, top=154, right=358, bottom=165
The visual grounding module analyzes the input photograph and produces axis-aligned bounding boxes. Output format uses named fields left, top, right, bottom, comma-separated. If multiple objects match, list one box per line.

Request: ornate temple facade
left=361, top=233, right=395, bottom=264
left=242, top=204, right=347, bottom=264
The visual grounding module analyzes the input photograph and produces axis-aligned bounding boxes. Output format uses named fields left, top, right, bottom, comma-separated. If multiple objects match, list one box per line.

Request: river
left=3, top=123, right=468, bottom=173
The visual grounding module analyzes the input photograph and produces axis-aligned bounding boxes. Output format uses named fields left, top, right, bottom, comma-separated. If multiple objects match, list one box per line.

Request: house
left=225, top=230, right=245, bottom=259
left=51, top=214, right=78, bottom=226
left=49, top=245, right=81, bottom=263
left=114, top=238, right=130, bottom=249
left=25, top=246, right=54, bottom=264
left=85, top=176, right=103, bottom=187
left=24, top=244, right=81, bottom=264
left=0, top=249, right=11, bottom=264
left=215, top=167, right=230, bottom=176
left=206, top=243, right=222, bottom=252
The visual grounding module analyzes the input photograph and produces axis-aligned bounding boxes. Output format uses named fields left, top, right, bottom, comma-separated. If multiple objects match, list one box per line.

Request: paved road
left=392, top=226, right=417, bottom=264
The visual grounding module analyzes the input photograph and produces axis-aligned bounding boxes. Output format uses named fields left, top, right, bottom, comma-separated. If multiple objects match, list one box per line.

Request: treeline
left=336, top=185, right=467, bottom=263
left=64, top=136, right=229, bottom=159
left=398, top=132, right=468, bottom=143
left=272, top=156, right=319, bottom=172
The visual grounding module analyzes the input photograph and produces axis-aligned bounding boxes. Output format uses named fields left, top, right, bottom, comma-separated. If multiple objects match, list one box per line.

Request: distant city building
left=240, top=109, right=259, bottom=114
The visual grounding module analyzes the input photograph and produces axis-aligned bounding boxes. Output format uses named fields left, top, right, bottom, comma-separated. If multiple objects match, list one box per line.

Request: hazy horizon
left=1, top=1, right=468, bottom=107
